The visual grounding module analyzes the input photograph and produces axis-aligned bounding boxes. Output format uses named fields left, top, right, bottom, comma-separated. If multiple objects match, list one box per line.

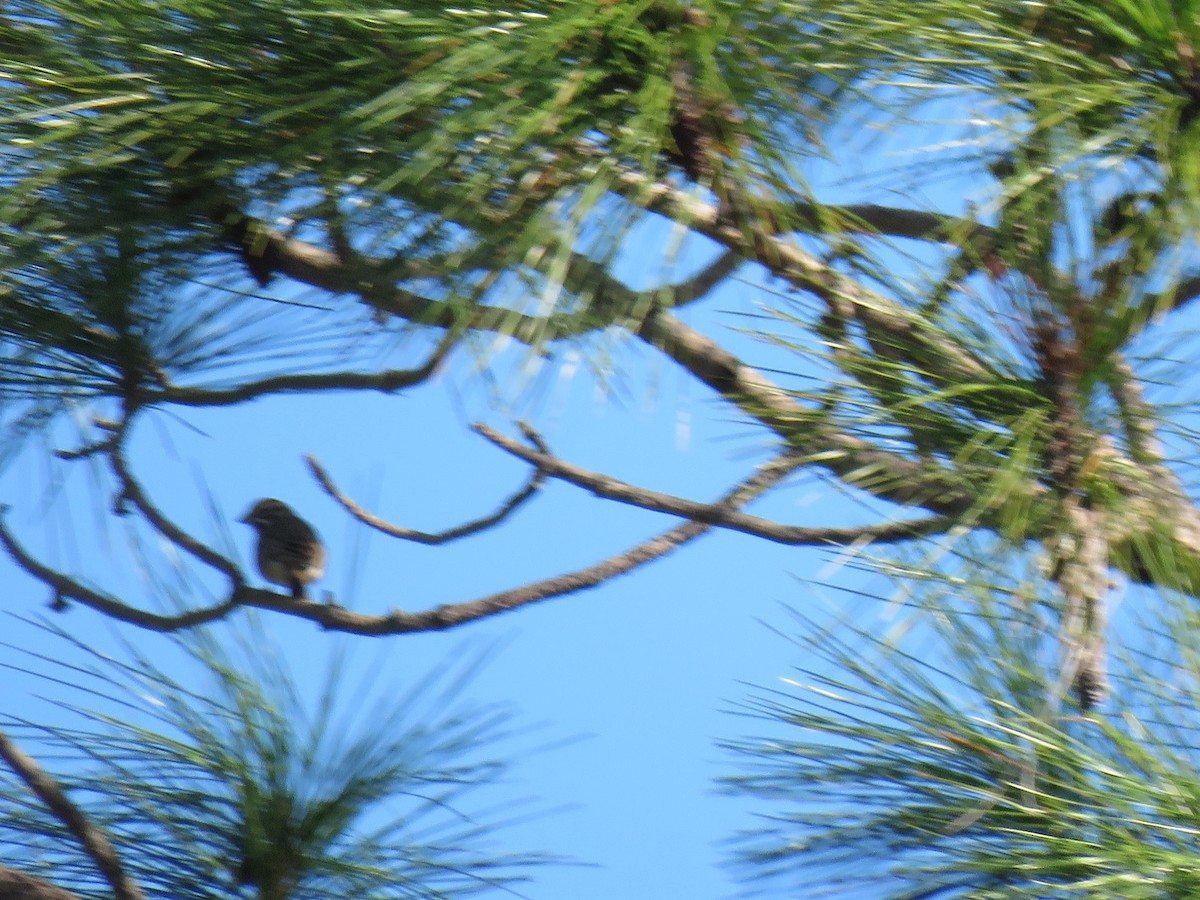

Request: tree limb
left=148, top=332, right=455, bottom=408
left=205, top=205, right=992, bottom=521
left=1, top=452, right=802, bottom=635
left=634, top=308, right=980, bottom=516
left=615, top=170, right=995, bottom=386
left=611, top=171, right=997, bottom=248
left=0, top=866, right=86, bottom=900
left=0, top=727, right=143, bottom=900
left=240, top=449, right=806, bottom=633
left=0, top=508, right=239, bottom=630
left=475, top=422, right=955, bottom=545
left=1105, top=359, right=1200, bottom=593
left=247, top=213, right=983, bottom=520
left=108, top=440, right=243, bottom=586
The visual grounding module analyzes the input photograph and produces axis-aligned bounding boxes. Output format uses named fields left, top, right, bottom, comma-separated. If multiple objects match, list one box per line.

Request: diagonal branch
left=240, top=448, right=807, bottom=633
left=222, top=210, right=736, bottom=345
left=612, top=171, right=997, bottom=247
left=634, top=308, right=980, bottom=516
left=109, top=440, right=243, bottom=586
left=0, top=866, right=85, bottom=900
left=616, top=171, right=994, bottom=386
left=0, top=726, right=143, bottom=900
left=205, top=207, right=991, bottom=523
left=2, top=452, right=802, bottom=635
left=305, top=436, right=548, bottom=545
left=475, top=423, right=955, bottom=545
left=0, top=508, right=239, bottom=630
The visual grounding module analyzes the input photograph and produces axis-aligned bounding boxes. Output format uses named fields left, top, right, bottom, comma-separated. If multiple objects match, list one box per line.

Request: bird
left=240, top=499, right=326, bottom=599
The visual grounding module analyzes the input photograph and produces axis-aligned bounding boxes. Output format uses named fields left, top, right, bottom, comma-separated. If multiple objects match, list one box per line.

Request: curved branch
left=240, top=449, right=806, bottom=633
left=475, top=423, right=954, bottom=545
left=0, top=509, right=239, bottom=631
left=5, top=452, right=801, bottom=635
left=0, top=727, right=143, bottom=900
left=214, top=206, right=986, bottom=521
left=305, top=434, right=548, bottom=544
left=223, top=207, right=738, bottom=346
left=148, top=332, right=454, bottom=408
left=108, top=441, right=243, bottom=586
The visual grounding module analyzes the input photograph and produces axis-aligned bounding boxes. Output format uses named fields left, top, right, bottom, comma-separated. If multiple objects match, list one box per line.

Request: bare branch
left=1105, top=359, right=1200, bottom=593
left=204, top=199, right=997, bottom=524
left=147, top=332, right=455, bottom=408
left=5, top=452, right=802, bottom=635
left=612, top=171, right=997, bottom=248
left=0, top=509, right=239, bottom=631
left=108, top=441, right=243, bottom=586
left=475, top=423, right=954, bottom=545
left=305, top=437, right=548, bottom=544
left=222, top=211, right=736, bottom=345
left=1108, top=356, right=1169, bottom=464
left=616, top=171, right=994, bottom=386
left=0, top=726, right=144, bottom=900
left=672, top=250, right=742, bottom=305
left=240, top=449, right=807, bottom=633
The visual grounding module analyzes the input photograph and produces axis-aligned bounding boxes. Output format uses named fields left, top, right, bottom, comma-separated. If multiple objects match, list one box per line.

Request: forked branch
left=475, top=423, right=954, bottom=546
left=240, top=448, right=807, bottom=633
left=1, top=451, right=803, bottom=635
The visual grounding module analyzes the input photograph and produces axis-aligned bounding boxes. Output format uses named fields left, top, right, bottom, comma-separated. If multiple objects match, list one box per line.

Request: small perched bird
left=240, top=499, right=326, bottom=599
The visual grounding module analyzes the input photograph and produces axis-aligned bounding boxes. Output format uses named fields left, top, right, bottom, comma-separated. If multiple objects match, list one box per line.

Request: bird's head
left=239, top=498, right=293, bottom=531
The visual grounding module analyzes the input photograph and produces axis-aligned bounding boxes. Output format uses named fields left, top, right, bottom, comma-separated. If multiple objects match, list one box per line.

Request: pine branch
left=0, top=728, right=143, bottom=900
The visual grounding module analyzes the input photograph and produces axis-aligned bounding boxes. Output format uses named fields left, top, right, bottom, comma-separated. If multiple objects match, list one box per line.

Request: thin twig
left=4, top=452, right=801, bottom=635
left=241, top=448, right=808, bottom=633
left=305, top=433, right=548, bottom=545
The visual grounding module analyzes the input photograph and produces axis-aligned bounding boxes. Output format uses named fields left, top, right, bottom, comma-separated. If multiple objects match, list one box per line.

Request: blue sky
left=0, top=109, right=993, bottom=898
left=2, top=328, right=850, bottom=898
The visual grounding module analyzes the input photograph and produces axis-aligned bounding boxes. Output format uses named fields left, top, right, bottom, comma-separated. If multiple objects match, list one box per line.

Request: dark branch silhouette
left=0, top=452, right=804, bottom=635
left=109, top=439, right=243, bottom=586
left=306, top=431, right=548, bottom=545
left=475, top=423, right=954, bottom=546
left=0, top=509, right=239, bottom=630
left=148, top=331, right=453, bottom=407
